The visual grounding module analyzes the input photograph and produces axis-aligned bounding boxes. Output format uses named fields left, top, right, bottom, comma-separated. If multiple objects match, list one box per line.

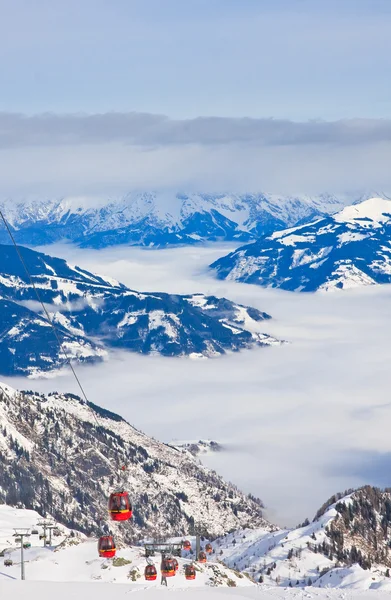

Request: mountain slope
left=0, top=244, right=281, bottom=375
left=0, top=382, right=272, bottom=542
left=214, top=486, right=391, bottom=588
left=0, top=298, right=105, bottom=376
left=210, top=198, right=391, bottom=292
left=0, top=192, right=351, bottom=248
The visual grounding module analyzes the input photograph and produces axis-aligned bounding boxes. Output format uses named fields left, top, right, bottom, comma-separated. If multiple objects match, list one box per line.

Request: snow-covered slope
left=0, top=244, right=281, bottom=375
left=4, top=584, right=391, bottom=600
left=0, top=505, right=254, bottom=588
left=3, top=488, right=391, bottom=591
left=0, top=381, right=272, bottom=542
left=213, top=487, right=391, bottom=589
left=211, top=198, right=391, bottom=292
left=0, top=192, right=352, bottom=248
left=0, top=504, right=256, bottom=587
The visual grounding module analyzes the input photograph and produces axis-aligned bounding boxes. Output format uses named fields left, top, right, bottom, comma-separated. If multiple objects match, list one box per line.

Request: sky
left=4, top=242, right=391, bottom=527
left=1, top=0, right=391, bottom=120
left=1, top=0, right=391, bottom=195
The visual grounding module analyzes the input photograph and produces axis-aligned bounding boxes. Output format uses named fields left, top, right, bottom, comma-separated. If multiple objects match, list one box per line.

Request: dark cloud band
left=1, top=112, right=391, bottom=148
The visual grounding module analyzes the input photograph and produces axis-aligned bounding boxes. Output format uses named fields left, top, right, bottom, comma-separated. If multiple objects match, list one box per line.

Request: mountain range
left=0, top=192, right=352, bottom=248
left=211, top=197, right=391, bottom=292
left=0, top=243, right=280, bottom=376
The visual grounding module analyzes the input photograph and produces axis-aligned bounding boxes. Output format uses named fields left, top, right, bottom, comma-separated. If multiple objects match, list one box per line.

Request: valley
left=2, top=241, right=391, bottom=527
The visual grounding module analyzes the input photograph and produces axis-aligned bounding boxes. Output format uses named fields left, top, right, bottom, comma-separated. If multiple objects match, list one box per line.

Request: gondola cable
left=0, top=209, right=132, bottom=555
left=0, top=208, right=99, bottom=427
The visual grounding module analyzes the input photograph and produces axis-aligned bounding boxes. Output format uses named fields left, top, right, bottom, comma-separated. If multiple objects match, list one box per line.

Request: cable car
left=161, top=557, right=176, bottom=577
left=31, top=529, right=39, bottom=535
left=108, top=492, right=132, bottom=521
left=145, top=564, right=158, bottom=581
left=98, top=535, right=116, bottom=558
left=173, top=557, right=179, bottom=571
left=198, top=551, right=207, bottom=563
left=183, top=540, right=191, bottom=550
left=4, top=559, right=13, bottom=567
left=205, top=543, right=212, bottom=554
left=185, top=565, right=196, bottom=580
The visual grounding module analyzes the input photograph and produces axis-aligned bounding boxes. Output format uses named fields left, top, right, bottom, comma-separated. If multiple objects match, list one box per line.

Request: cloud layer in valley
left=1, top=113, right=391, bottom=196
left=4, top=243, right=391, bottom=527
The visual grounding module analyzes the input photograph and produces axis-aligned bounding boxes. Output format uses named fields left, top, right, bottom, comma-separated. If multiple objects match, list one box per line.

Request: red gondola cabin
left=108, top=492, right=132, bottom=521
left=185, top=565, right=196, bottom=580
left=98, top=535, right=116, bottom=558
left=205, top=543, right=212, bottom=554
left=161, top=557, right=176, bottom=577
left=145, top=565, right=158, bottom=581
left=183, top=540, right=191, bottom=550
left=198, top=551, right=207, bottom=563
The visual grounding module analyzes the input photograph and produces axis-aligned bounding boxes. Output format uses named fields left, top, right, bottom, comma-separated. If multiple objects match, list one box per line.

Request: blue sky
left=1, top=0, right=391, bottom=195
left=1, top=0, right=391, bottom=119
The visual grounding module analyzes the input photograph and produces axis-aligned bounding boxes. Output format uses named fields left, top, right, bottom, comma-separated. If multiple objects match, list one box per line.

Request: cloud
left=17, top=297, right=103, bottom=314
left=2, top=113, right=391, bottom=148
left=329, top=449, right=391, bottom=489
left=5, top=242, right=391, bottom=526
left=1, top=112, right=391, bottom=197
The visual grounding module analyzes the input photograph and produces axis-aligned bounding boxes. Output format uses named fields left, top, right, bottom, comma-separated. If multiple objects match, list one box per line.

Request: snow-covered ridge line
left=211, top=197, right=391, bottom=292
left=0, top=192, right=357, bottom=249
left=0, top=244, right=282, bottom=375
left=214, top=486, right=391, bottom=590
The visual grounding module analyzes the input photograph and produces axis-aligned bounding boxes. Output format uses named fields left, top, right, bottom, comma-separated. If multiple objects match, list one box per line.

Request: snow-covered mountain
left=0, top=244, right=281, bottom=375
left=0, top=192, right=352, bottom=248
left=0, top=382, right=272, bottom=542
left=211, top=198, right=391, bottom=292
left=215, top=486, right=391, bottom=589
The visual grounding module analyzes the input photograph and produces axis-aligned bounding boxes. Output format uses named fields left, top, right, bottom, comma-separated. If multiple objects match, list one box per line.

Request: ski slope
left=2, top=579, right=391, bottom=600
left=0, top=505, right=254, bottom=588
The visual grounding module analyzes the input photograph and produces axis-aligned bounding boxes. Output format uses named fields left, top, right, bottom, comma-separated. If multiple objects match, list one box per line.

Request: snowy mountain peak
left=211, top=197, right=391, bottom=292
left=334, top=197, right=391, bottom=226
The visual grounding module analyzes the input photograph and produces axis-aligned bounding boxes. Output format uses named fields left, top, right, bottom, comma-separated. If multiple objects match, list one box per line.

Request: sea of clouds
left=3, top=242, right=391, bottom=526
